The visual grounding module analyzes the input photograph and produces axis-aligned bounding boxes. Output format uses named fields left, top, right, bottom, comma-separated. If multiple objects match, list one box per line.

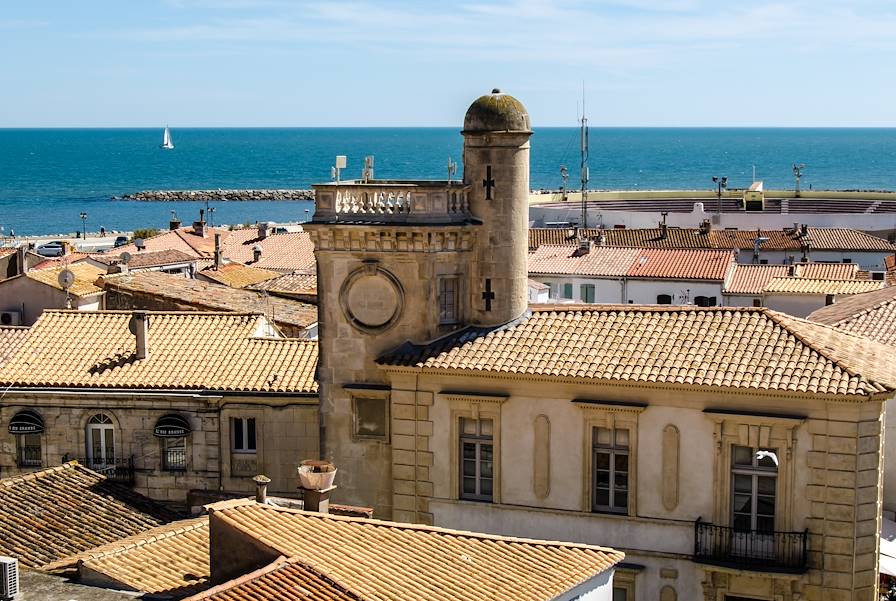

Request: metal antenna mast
left=580, top=85, right=589, bottom=230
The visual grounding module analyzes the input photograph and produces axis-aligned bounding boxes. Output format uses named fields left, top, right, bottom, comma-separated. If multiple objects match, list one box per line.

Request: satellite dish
left=58, top=269, right=75, bottom=290
left=120, top=251, right=133, bottom=265
left=128, top=315, right=138, bottom=335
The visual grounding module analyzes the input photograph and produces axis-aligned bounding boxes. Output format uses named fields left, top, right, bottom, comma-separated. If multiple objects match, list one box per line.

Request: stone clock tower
left=305, top=90, right=531, bottom=517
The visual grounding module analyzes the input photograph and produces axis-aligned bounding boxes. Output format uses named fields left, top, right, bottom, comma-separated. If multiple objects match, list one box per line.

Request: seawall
left=118, top=189, right=315, bottom=201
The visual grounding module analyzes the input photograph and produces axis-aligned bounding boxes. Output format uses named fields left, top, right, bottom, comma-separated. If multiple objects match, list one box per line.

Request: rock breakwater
left=117, top=189, right=315, bottom=202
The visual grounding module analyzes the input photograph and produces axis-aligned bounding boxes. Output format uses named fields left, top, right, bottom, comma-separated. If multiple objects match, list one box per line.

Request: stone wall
left=0, top=392, right=320, bottom=505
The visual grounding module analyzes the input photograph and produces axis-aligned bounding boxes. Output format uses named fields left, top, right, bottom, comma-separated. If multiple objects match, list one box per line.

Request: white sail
left=161, top=126, right=174, bottom=150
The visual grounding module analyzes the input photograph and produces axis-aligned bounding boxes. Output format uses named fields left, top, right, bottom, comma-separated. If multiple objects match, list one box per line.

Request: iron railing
left=693, top=518, right=808, bottom=573
left=18, top=445, right=41, bottom=468
left=65, top=454, right=136, bottom=486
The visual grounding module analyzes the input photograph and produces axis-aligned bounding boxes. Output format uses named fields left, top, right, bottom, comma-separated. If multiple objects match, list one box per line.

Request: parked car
left=113, top=236, right=128, bottom=248
left=36, top=241, right=65, bottom=257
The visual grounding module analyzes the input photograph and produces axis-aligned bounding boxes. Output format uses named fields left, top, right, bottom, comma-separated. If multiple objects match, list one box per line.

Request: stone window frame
left=346, top=386, right=391, bottom=443
left=574, top=400, right=646, bottom=516
left=230, top=416, right=257, bottom=454
left=221, top=408, right=265, bottom=479
left=704, top=409, right=803, bottom=532
left=612, top=567, right=638, bottom=601
left=436, top=273, right=463, bottom=326
left=442, top=392, right=508, bottom=505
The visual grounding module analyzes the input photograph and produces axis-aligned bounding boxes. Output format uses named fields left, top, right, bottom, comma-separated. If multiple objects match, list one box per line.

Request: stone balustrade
left=312, top=181, right=472, bottom=223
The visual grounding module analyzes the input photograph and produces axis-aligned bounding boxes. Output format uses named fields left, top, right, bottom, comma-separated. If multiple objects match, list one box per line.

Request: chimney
left=800, top=223, right=808, bottom=237
left=192, top=209, right=207, bottom=237
left=169, top=215, right=182, bottom=231
left=253, top=474, right=271, bottom=504
left=252, top=244, right=263, bottom=263
left=15, top=246, right=27, bottom=275
left=659, top=222, right=668, bottom=240
left=699, top=218, right=711, bottom=234
left=297, top=460, right=337, bottom=514
left=258, top=222, right=270, bottom=240
left=107, top=260, right=128, bottom=276
left=787, top=265, right=795, bottom=277
left=214, top=233, right=223, bottom=270
left=576, top=237, right=592, bottom=255
left=130, top=312, right=149, bottom=360
left=787, top=255, right=795, bottom=265
left=825, top=294, right=835, bottom=306
left=596, top=231, right=606, bottom=246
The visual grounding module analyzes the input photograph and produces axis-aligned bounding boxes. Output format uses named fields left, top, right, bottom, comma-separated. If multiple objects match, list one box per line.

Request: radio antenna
left=580, top=82, right=589, bottom=230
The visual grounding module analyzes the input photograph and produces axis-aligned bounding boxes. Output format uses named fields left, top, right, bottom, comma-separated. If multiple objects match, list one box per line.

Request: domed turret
left=462, top=90, right=532, bottom=327
left=463, top=89, right=531, bottom=134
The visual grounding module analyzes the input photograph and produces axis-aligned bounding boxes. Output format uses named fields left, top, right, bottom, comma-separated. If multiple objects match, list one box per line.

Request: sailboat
left=160, top=126, right=174, bottom=150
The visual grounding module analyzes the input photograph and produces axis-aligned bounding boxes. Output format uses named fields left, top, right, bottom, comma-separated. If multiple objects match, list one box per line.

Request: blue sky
left=2, top=1, right=894, bottom=127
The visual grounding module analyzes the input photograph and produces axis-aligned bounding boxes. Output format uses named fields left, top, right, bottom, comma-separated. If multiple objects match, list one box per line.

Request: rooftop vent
left=253, top=474, right=271, bottom=504
left=258, top=222, right=270, bottom=240
left=129, top=312, right=149, bottom=360
left=252, top=244, right=263, bottom=263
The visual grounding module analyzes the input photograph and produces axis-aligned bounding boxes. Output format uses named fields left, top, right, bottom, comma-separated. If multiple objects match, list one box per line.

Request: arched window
left=154, top=414, right=191, bottom=471
left=8, top=410, right=44, bottom=468
left=86, top=413, right=115, bottom=469
left=656, top=294, right=672, bottom=305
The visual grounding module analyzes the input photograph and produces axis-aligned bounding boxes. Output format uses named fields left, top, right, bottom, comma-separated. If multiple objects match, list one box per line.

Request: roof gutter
left=0, top=387, right=317, bottom=399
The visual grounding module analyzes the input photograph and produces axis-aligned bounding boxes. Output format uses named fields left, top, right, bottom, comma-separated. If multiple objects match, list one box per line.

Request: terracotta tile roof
left=725, top=263, right=863, bottom=295
left=114, top=227, right=224, bottom=259
left=100, top=272, right=318, bottom=332
left=200, top=263, right=281, bottom=289
left=796, top=262, right=860, bottom=280
left=43, top=517, right=210, bottom=597
left=762, top=277, right=885, bottom=295
left=221, top=229, right=316, bottom=273
left=528, top=245, right=640, bottom=277
left=184, top=556, right=361, bottom=601
left=208, top=502, right=623, bottom=601
left=724, top=264, right=790, bottom=295
left=527, top=278, right=550, bottom=291
left=626, top=248, right=735, bottom=280
left=528, top=227, right=896, bottom=252
left=25, top=263, right=105, bottom=297
left=28, top=252, right=90, bottom=271
left=808, top=286, right=896, bottom=346
left=806, top=227, right=896, bottom=251
left=378, top=306, right=896, bottom=397
left=0, top=462, right=177, bottom=568
left=0, top=248, right=15, bottom=258
left=0, top=326, right=29, bottom=367
left=91, top=249, right=198, bottom=269
left=0, top=310, right=318, bottom=393
left=248, top=272, right=318, bottom=296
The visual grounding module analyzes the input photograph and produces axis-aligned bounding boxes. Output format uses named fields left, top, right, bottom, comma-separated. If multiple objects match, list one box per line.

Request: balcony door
left=87, top=414, right=115, bottom=470
left=731, top=445, right=777, bottom=559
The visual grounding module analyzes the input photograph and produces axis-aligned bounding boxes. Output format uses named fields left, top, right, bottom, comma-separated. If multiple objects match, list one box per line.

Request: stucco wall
left=0, top=276, right=102, bottom=324
left=762, top=293, right=827, bottom=318
left=387, top=369, right=883, bottom=600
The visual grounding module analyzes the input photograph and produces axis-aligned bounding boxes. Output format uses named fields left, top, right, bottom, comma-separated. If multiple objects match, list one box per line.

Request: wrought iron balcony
left=693, top=518, right=808, bottom=574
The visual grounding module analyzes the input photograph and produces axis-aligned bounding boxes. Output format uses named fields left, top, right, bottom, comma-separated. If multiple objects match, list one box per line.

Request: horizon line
left=1, top=125, right=895, bottom=130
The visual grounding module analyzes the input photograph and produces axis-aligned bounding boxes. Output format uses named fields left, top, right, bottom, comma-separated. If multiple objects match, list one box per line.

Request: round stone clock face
left=340, top=264, right=404, bottom=333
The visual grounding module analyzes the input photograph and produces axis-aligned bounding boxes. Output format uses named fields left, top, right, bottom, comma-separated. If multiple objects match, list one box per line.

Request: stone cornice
left=572, top=399, right=647, bottom=414
left=308, top=225, right=477, bottom=253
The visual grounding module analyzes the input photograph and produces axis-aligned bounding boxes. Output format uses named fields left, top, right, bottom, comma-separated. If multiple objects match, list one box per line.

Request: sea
left=0, top=127, right=894, bottom=236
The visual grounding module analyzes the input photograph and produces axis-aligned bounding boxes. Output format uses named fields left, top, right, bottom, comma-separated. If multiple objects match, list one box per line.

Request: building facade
left=307, top=90, right=894, bottom=600
left=0, top=311, right=319, bottom=503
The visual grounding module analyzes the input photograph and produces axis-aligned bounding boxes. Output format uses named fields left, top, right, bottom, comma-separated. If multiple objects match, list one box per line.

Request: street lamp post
left=792, top=163, right=806, bottom=198
left=711, top=176, right=728, bottom=222
left=79, top=212, right=88, bottom=239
